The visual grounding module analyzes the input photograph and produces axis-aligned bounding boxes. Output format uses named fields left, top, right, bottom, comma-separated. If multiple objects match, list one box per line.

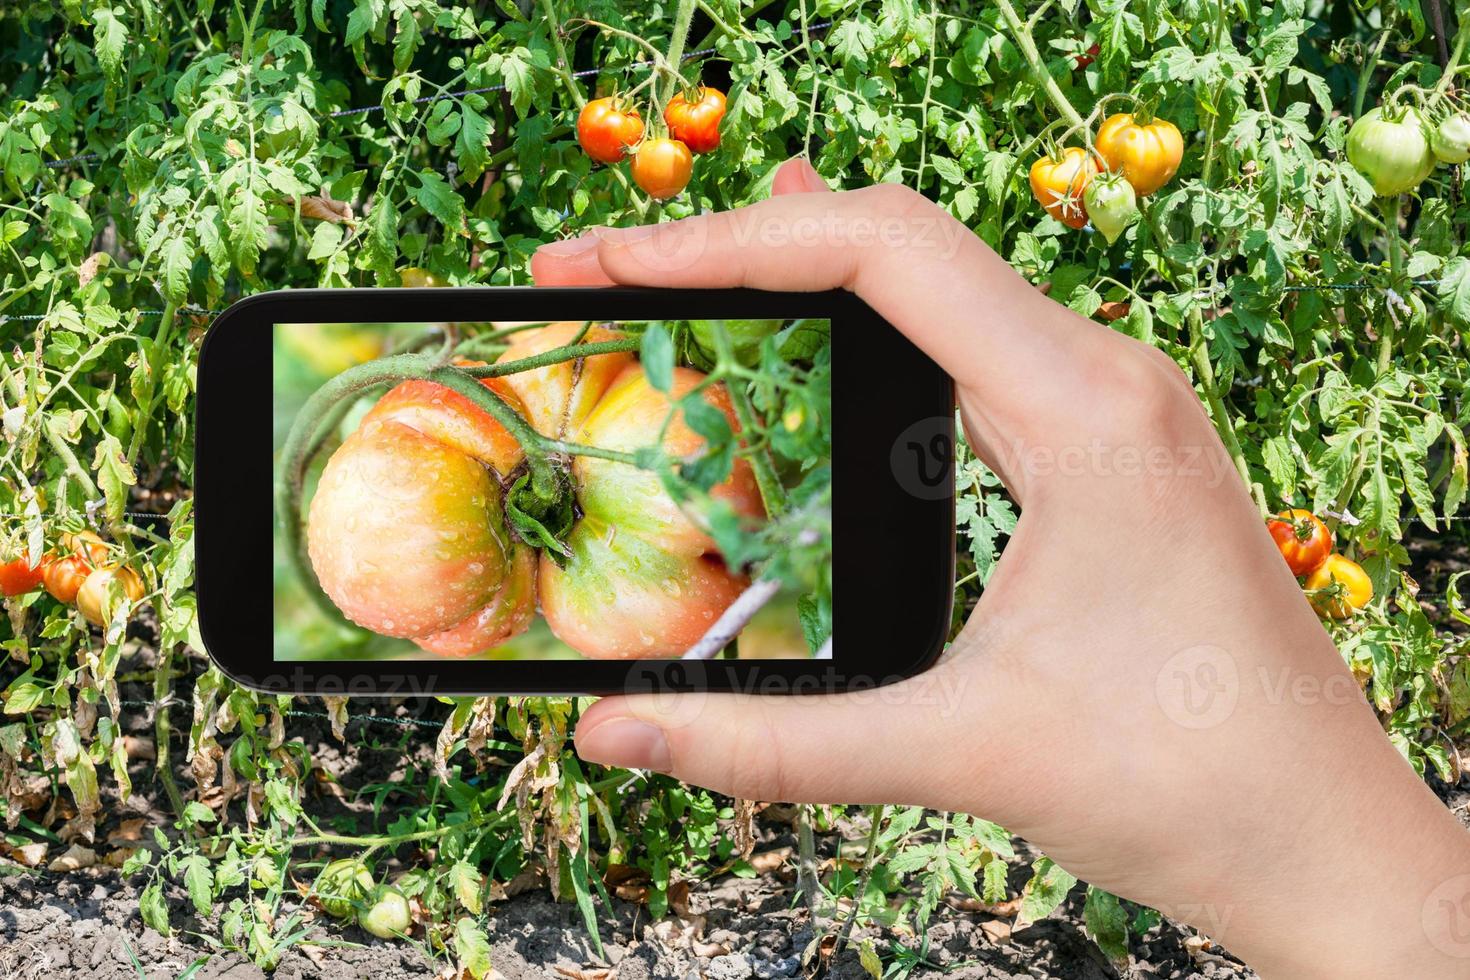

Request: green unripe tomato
left=315, top=858, right=375, bottom=919
left=358, top=885, right=412, bottom=938
left=1346, top=106, right=1435, bottom=196
left=1431, top=112, right=1470, bottom=165
left=689, top=319, right=782, bottom=366
left=1083, top=173, right=1138, bottom=245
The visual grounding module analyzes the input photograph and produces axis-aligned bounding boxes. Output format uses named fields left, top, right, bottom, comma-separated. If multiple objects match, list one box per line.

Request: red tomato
left=43, top=555, right=91, bottom=604
left=0, top=557, right=47, bottom=596
left=306, top=323, right=765, bottom=659
left=664, top=87, right=727, bottom=154
left=577, top=97, right=644, bottom=164
left=1267, top=509, right=1332, bottom=576
left=629, top=138, right=694, bottom=200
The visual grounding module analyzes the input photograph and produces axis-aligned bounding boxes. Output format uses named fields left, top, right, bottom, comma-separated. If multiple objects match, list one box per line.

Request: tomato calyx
left=504, top=467, right=578, bottom=562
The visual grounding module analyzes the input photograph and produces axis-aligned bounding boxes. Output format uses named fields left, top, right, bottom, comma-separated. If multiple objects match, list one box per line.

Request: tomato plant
left=4, top=0, right=1470, bottom=973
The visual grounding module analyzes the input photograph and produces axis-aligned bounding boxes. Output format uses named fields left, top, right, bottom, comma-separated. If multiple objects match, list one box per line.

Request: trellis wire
left=1, top=276, right=1447, bottom=324
left=118, top=697, right=447, bottom=730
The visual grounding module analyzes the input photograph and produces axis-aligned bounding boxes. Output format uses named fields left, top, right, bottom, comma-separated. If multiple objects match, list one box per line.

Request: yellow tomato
left=1094, top=113, right=1184, bottom=195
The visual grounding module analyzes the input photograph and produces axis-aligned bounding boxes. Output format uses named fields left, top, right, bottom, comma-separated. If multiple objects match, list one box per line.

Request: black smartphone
left=196, top=287, right=954, bottom=695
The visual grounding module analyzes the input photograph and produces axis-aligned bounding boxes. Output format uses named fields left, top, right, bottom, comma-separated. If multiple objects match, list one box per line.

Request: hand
left=532, top=159, right=1470, bottom=978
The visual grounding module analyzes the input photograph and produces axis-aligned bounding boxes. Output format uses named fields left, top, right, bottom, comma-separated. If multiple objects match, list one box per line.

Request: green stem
left=834, top=805, right=886, bottom=952
left=153, top=646, right=186, bottom=817
left=992, top=0, right=1085, bottom=130
left=458, top=339, right=642, bottom=378
left=1379, top=195, right=1402, bottom=377
left=1433, top=21, right=1469, bottom=94
left=658, top=0, right=700, bottom=108
left=1187, top=308, right=1267, bottom=516
left=539, top=0, right=586, bottom=109
left=127, top=302, right=178, bottom=465
left=1355, top=30, right=1392, bottom=119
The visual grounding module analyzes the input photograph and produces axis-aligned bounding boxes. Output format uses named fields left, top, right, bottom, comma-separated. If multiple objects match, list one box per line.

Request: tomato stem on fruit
left=457, top=338, right=642, bottom=379
left=425, top=366, right=561, bottom=501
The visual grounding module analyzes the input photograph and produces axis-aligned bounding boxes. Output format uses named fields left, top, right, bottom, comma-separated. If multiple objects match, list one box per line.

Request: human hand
left=533, top=158, right=1470, bottom=978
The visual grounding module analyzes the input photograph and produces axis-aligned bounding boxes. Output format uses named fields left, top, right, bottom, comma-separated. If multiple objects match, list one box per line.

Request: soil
left=3, top=530, right=1467, bottom=980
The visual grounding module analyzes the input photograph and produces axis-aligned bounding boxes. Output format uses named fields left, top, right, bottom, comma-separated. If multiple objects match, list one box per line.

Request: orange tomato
left=1094, top=113, right=1184, bottom=196
left=63, top=530, right=109, bottom=565
left=1267, top=509, right=1332, bottom=577
left=43, top=555, right=91, bottom=604
left=1029, top=147, right=1098, bottom=229
left=1304, top=554, right=1373, bottom=620
left=629, top=138, right=694, bottom=200
left=77, top=566, right=145, bottom=627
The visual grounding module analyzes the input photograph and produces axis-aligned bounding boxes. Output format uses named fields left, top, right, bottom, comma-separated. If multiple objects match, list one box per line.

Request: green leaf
left=456, top=106, right=492, bottom=179
left=1438, top=257, right=1470, bottom=329
left=450, top=862, right=483, bottom=915
left=981, top=857, right=1009, bottom=903
left=160, top=235, right=192, bottom=304
left=641, top=324, right=674, bottom=392
left=453, top=918, right=493, bottom=979
left=1082, top=886, right=1130, bottom=966
left=411, top=171, right=465, bottom=231
left=1013, top=857, right=1076, bottom=931
left=182, top=855, right=215, bottom=917
left=93, top=434, right=137, bottom=523
left=141, top=879, right=171, bottom=935
left=93, top=7, right=128, bottom=82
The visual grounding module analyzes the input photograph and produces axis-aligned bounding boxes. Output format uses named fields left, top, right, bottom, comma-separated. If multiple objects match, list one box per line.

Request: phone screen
left=273, top=318, right=832, bottom=664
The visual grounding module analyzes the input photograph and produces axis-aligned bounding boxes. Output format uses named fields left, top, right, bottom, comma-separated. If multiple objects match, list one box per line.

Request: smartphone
left=196, top=287, right=954, bottom=695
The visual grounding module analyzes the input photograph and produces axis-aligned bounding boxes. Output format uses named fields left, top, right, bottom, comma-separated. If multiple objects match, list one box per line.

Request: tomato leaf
left=640, top=324, right=674, bottom=392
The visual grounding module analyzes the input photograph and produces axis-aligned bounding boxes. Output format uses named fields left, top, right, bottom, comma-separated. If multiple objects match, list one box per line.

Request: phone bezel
left=197, top=287, right=954, bottom=695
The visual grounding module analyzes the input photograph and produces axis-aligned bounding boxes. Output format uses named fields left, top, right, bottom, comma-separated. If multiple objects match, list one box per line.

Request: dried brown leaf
left=47, top=842, right=97, bottom=872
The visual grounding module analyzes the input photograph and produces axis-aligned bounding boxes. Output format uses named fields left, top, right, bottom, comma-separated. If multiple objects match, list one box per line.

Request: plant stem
left=708, top=335, right=787, bottom=516
left=795, top=804, right=820, bottom=915
left=834, top=805, right=886, bottom=952
left=1379, top=195, right=1402, bottom=377
left=658, top=0, right=700, bottom=108
left=1187, top=308, right=1267, bottom=516
left=426, top=367, right=560, bottom=499
left=1355, top=29, right=1392, bottom=119
left=539, top=0, right=586, bottom=110
left=992, top=0, right=1085, bottom=130
left=127, top=302, right=178, bottom=465
left=153, top=645, right=186, bottom=817
left=458, top=338, right=642, bottom=378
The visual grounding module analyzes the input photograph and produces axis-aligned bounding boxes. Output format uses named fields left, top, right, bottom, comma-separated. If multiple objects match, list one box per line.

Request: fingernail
left=576, top=718, right=672, bottom=772
left=593, top=223, right=659, bottom=246
left=536, top=235, right=600, bottom=256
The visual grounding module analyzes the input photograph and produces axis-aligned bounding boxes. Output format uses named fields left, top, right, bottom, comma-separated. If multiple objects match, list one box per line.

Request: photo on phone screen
left=272, top=317, right=832, bottom=664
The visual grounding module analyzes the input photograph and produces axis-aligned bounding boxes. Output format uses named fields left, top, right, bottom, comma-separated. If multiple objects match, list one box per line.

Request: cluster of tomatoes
left=1267, top=510, right=1373, bottom=620
left=576, top=86, right=726, bottom=199
left=0, top=531, right=144, bottom=628
left=305, top=858, right=412, bottom=939
left=1346, top=100, right=1470, bottom=196
left=1028, top=112, right=1184, bottom=243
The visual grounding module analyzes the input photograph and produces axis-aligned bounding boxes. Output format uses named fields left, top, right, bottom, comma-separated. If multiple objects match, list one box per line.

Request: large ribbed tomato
left=307, top=323, right=764, bottom=659
left=1094, top=113, right=1184, bottom=196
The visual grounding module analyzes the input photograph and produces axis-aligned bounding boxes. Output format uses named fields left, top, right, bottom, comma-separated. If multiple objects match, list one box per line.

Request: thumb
left=770, top=156, right=832, bottom=196
left=573, top=662, right=988, bottom=807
